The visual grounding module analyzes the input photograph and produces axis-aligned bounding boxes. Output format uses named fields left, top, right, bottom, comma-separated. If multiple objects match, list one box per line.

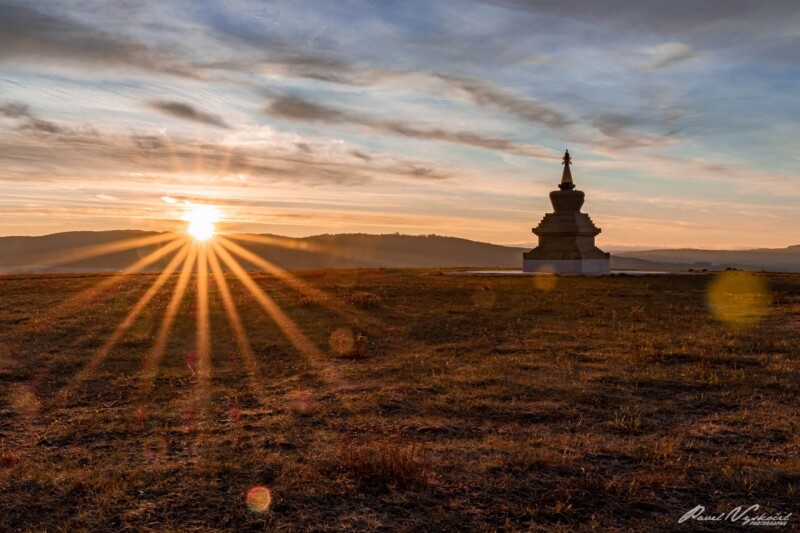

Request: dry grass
left=0, top=269, right=798, bottom=531
left=347, top=290, right=383, bottom=309
left=337, top=441, right=429, bottom=490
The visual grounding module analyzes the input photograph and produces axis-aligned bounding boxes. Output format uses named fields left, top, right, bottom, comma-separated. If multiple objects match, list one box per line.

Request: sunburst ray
left=63, top=242, right=192, bottom=398
left=212, top=243, right=352, bottom=414
left=217, top=235, right=378, bottom=328
left=211, top=241, right=321, bottom=363
left=33, top=232, right=179, bottom=269
left=194, top=243, right=211, bottom=405
left=10, top=236, right=190, bottom=340
left=137, top=243, right=198, bottom=402
left=227, top=232, right=378, bottom=265
left=206, top=243, right=265, bottom=400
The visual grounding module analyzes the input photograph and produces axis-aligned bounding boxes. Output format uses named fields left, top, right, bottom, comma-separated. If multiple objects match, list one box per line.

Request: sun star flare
left=184, top=205, right=220, bottom=241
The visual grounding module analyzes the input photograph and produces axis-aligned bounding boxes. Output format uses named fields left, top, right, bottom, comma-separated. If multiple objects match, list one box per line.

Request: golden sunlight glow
left=38, top=221, right=370, bottom=445
left=185, top=204, right=220, bottom=241
left=207, top=246, right=265, bottom=399
left=66, top=242, right=191, bottom=395
left=211, top=241, right=321, bottom=360
left=219, top=235, right=379, bottom=329
left=194, top=243, right=212, bottom=407
left=138, top=244, right=198, bottom=401
left=12, top=236, right=186, bottom=340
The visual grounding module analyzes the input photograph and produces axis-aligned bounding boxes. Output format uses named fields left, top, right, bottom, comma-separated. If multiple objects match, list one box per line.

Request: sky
left=0, top=0, right=799, bottom=249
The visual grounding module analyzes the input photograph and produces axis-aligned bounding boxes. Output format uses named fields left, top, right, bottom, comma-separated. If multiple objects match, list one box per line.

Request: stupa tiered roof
left=522, top=150, right=610, bottom=274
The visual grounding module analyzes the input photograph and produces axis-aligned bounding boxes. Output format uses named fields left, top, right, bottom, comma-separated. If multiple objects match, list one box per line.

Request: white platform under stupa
left=444, top=270, right=674, bottom=277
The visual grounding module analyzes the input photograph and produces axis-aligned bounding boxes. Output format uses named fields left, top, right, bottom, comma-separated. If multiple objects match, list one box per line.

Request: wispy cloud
left=266, top=96, right=557, bottom=159
left=0, top=108, right=452, bottom=188
left=148, top=101, right=230, bottom=129
left=476, top=1, right=783, bottom=38
left=0, top=3, right=196, bottom=77
left=431, top=74, right=571, bottom=129
left=209, top=55, right=570, bottom=130
left=643, top=43, right=700, bottom=70
left=589, top=113, right=680, bottom=150
left=1, top=101, right=76, bottom=135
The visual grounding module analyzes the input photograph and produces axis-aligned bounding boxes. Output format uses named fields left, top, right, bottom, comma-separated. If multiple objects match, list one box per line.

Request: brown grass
left=347, top=290, right=383, bottom=309
left=337, top=441, right=429, bottom=490
left=0, top=269, right=798, bottom=531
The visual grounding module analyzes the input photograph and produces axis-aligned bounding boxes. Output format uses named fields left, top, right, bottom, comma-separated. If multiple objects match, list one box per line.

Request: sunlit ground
left=0, top=215, right=798, bottom=530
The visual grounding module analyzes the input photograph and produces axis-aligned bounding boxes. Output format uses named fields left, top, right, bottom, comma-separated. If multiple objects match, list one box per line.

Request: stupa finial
left=523, top=147, right=609, bottom=274
left=559, top=149, right=575, bottom=190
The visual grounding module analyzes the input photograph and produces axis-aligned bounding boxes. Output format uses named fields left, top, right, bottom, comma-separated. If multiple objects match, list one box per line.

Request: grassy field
left=0, top=269, right=798, bottom=531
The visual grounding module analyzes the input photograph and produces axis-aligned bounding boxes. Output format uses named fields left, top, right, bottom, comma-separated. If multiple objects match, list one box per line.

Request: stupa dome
left=522, top=150, right=610, bottom=274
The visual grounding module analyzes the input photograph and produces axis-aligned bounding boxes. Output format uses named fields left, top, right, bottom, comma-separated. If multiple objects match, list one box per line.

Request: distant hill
left=616, top=246, right=800, bottom=273
left=0, top=231, right=527, bottom=273
left=2, top=231, right=798, bottom=273
left=0, top=230, right=178, bottom=274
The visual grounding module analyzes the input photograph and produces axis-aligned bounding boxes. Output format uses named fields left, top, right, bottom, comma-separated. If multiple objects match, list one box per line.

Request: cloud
left=475, top=1, right=776, bottom=35
left=148, top=101, right=230, bottom=128
left=20, top=118, right=66, bottom=134
left=131, top=135, right=167, bottom=151
left=0, top=100, right=70, bottom=134
left=266, top=96, right=557, bottom=159
left=0, top=102, right=29, bottom=119
left=207, top=55, right=569, bottom=130
left=255, top=56, right=397, bottom=86
left=0, top=3, right=196, bottom=77
left=0, top=114, right=453, bottom=190
left=350, top=150, right=373, bottom=161
left=269, top=97, right=345, bottom=123
left=644, top=43, right=700, bottom=70
left=432, top=74, right=570, bottom=129
left=588, top=112, right=680, bottom=150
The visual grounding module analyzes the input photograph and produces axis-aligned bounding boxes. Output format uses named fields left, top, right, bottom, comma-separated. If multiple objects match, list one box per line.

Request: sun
left=184, top=204, right=220, bottom=241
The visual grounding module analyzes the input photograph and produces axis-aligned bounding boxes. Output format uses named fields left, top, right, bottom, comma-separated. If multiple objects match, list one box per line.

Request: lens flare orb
left=184, top=205, right=219, bottom=241
left=533, top=265, right=558, bottom=292
left=246, top=486, right=273, bottom=513
left=707, top=271, right=769, bottom=328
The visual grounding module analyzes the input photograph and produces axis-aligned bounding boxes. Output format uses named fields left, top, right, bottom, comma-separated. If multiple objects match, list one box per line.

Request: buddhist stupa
left=523, top=150, right=610, bottom=274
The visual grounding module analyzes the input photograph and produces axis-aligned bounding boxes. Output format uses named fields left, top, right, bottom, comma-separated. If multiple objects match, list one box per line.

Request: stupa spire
left=523, top=148, right=609, bottom=274
left=559, top=149, right=575, bottom=190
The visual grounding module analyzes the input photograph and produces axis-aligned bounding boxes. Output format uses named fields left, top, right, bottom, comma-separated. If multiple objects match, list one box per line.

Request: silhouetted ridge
left=0, top=231, right=524, bottom=273
left=1, top=231, right=798, bottom=273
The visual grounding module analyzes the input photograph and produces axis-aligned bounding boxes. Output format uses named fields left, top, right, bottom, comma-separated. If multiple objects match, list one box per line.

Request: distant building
left=523, top=150, right=610, bottom=274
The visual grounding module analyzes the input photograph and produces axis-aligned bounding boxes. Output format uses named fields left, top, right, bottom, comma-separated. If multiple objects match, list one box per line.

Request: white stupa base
left=522, top=258, right=610, bottom=274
